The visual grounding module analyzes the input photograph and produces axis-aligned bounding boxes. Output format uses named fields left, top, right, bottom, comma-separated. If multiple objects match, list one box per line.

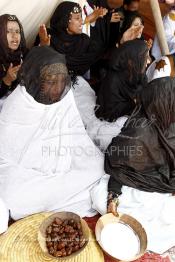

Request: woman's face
left=67, top=12, right=83, bottom=35
left=41, top=74, right=67, bottom=103
left=126, top=1, right=140, bottom=12
left=7, top=21, right=21, bottom=51
left=131, top=17, right=143, bottom=38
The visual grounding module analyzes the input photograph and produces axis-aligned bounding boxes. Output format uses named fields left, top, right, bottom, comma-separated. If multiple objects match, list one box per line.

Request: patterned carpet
left=84, top=215, right=175, bottom=262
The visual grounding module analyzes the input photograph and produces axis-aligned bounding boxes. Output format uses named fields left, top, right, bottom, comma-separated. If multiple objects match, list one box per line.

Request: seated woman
left=73, top=39, right=150, bottom=150
left=0, top=14, right=27, bottom=101
left=119, top=12, right=153, bottom=51
left=95, top=39, right=149, bottom=122
left=0, top=46, right=104, bottom=227
left=37, top=1, right=143, bottom=77
left=37, top=1, right=108, bottom=76
left=90, top=11, right=146, bottom=84
left=92, top=76, right=175, bottom=253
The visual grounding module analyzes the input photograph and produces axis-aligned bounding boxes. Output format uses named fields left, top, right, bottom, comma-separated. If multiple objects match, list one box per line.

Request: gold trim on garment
left=169, top=12, right=175, bottom=21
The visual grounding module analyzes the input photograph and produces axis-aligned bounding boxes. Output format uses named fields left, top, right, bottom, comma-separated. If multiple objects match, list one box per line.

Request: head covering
left=49, top=1, right=104, bottom=75
left=141, top=77, right=175, bottom=132
left=96, top=39, right=148, bottom=121
left=19, top=46, right=71, bottom=104
left=146, top=55, right=175, bottom=83
left=50, top=1, right=82, bottom=34
left=0, top=14, right=26, bottom=79
left=0, top=49, right=104, bottom=222
left=49, top=1, right=89, bottom=57
left=122, top=9, right=138, bottom=19
left=106, top=77, right=175, bottom=194
left=110, top=39, right=148, bottom=85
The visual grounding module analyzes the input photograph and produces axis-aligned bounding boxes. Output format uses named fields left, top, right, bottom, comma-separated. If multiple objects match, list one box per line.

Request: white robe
left=0, top=85, right=104, bottom=220
left=91, top=175, right=175, bottom=254
left=72, top=77, right=127, bottom=151
left=146, top=55, right=172, bottom=83
left=152, top=11, right=175, bottom=59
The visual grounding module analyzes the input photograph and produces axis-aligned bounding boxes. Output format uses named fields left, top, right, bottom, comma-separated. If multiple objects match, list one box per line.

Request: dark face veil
left=105, top=77, right=175, bottom=194
left=141, top=77, right=175, bottom=133
left=110, top=39, right=148, bottom=99
left=19, top=46, right=71, bottom=105
left=110, top=39, right=148, bottom=80
left=140, top=77, right=175, bottom=170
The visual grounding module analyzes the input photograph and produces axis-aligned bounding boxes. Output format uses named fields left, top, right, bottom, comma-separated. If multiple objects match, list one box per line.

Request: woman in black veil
left=92, top=76, right=175, bottom=253
left=106, top=77, right=175, bottom=198
left=37, top=1, right=109, bottom=76
left=95, top=39, right=149, bottom=122
left=37, top=1, right=143, bottom=77
left=0, top=46, right=104, bottom=221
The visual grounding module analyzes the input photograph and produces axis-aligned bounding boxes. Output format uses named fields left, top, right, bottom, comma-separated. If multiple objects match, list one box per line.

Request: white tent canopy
left=0, top=0, right=61, bottom=46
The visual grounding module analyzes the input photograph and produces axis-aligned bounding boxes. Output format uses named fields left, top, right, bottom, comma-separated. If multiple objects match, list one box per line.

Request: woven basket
left=38, top=212, right=90, bottom=260
left=0, top=212, right=104, bottom=262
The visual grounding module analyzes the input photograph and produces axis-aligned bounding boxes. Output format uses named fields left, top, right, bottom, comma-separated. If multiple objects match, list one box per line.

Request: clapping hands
left=3, top=63, right=21, bottom=86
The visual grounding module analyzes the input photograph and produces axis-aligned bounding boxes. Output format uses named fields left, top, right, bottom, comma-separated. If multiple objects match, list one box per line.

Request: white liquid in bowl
left=100, top=222, right=140, bottom=261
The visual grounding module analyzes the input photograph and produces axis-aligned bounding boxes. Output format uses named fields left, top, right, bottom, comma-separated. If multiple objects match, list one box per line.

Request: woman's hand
left=99, top=7, right=108, bottom=17
left=107, top=191, right=119, bottom=217
left=145, top=38, right=153, bottom=50
left=85, top=7, right=108, bottom=24
left=107, top=200, right=119, bottom=216
left=2, top=63, right=21, bottom=86
left=110, top=12, right=121, bottom=23
left=120, top=25, right=144, bottom=44
left=39, top=24, right=51, bottom=46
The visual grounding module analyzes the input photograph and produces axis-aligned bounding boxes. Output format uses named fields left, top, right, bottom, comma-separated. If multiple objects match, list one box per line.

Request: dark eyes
left=7, top=29, right=20, bottom=34
left=42, top=80, right=66, bottom=85
left=71, top=15, right=82, bottom=20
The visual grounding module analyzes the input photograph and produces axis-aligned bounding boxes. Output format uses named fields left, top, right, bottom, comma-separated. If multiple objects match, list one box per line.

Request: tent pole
left=150, top=0, right=170, bottom=56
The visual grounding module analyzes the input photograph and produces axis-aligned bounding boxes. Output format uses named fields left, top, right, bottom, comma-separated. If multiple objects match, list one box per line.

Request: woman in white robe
left=0, top=46, right=104, bottom=226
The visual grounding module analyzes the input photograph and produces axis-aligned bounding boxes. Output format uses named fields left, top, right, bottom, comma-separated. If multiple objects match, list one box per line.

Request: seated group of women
left=0, top=0, right=175, bottom=255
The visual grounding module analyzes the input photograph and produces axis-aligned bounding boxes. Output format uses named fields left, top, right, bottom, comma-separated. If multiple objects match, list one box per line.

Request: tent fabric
left=0, top=0, right=62, bottom=47
left=0, top=0, right=169, bottom=47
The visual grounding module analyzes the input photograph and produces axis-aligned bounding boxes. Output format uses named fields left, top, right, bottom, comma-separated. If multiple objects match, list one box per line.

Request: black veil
left=106, top=77, right=175, bottom=194
left=19, top=46, right=71, bottom=104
